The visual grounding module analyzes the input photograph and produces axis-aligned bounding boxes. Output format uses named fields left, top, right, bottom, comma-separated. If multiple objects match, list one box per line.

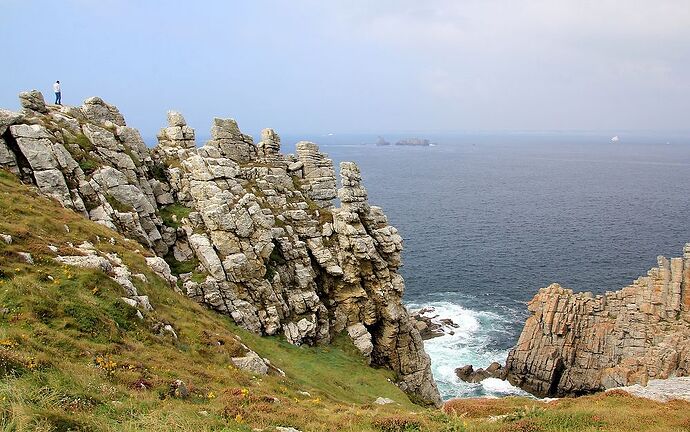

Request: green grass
left=104, top=194, right=135, bottom=213
left=73, top=133, right=95, bottom=152
left=0, top=169, right=433, bottom=431
left=159, top=203, right=192, bottom=229
left=60, top=131, right=100, bottom=176
left=163, top=251, right=199, bottom=276
left=78, top=159, right=99, bottom=176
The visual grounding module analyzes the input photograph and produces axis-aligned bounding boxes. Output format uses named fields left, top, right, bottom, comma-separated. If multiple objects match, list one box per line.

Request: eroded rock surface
left=607, top=377, right=690, bottom=402
left=505, top=245, right=690, bottom=397
left=0, top=93, right=441, bottom=406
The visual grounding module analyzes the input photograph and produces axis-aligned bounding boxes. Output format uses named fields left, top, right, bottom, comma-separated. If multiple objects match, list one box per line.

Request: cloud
left=301, top=0, right=690, bottom=130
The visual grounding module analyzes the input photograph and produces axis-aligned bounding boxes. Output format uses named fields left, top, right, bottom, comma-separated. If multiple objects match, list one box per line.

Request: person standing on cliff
left=53, top=80, right=61, bottom=105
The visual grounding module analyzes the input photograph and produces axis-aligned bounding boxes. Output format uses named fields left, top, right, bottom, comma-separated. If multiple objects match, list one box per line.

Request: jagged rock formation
left=505, top=245, right=690, bottom=397
left=0, top=91, right=441, bottom=406
left=295, top=141, right=337, bottom=208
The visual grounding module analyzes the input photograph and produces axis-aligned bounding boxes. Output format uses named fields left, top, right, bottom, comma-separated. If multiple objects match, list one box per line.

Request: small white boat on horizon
left=611, top=135, right=620, bottom=142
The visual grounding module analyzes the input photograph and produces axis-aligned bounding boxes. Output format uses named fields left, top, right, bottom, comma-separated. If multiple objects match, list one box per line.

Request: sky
left=2, top=0, right=690, bottom=139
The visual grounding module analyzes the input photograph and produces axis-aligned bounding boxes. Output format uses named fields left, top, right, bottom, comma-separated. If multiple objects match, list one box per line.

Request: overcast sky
left=2, top=1, right=689, bottom=138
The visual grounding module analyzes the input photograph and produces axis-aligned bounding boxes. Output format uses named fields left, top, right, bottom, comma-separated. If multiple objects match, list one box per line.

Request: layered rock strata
left=505, top=245, right=690, bottom=397
left=0, top=91, right=441, bottom=406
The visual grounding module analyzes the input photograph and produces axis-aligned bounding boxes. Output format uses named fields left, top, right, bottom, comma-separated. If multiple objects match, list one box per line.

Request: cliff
left=0, top=90, right=441, bottom=406
left=505, top=245, right=690, bottom=397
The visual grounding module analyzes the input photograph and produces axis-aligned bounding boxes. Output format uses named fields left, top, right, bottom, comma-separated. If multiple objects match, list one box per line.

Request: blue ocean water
left=281, top=132, right=690, bottom=399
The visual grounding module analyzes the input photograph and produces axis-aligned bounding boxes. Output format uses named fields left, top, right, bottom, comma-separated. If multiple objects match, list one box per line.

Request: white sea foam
left=408, top=301, right=531, bottom=399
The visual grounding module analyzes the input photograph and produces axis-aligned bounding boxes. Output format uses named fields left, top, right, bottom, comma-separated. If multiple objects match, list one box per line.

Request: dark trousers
left=55, top=92, right=61, bottom=105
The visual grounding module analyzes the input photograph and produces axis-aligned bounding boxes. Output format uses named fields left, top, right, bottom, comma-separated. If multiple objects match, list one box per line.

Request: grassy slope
left=0, top=168, right=689, bottom=432
left=0, top=169, right=426, bottom=432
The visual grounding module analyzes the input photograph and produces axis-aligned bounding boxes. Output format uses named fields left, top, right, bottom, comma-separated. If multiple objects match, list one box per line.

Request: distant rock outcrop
left=395, top=138, right=430, bottom=146
left=504, top=245, right=690, bottom=397
left=0, top=91, right=441, bottom=406
left=376, top=136, right=390, bottom=146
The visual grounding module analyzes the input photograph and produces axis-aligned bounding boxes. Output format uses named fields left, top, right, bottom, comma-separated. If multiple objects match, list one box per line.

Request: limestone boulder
left=231, top=351, right=269, bottom=375
left=19, top=90, right=48, bottom=113
left=81, top=97, right=126, bottom=126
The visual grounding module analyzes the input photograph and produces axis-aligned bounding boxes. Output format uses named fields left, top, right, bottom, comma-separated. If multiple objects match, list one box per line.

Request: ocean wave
left=408, top=300, right=530, bottom=399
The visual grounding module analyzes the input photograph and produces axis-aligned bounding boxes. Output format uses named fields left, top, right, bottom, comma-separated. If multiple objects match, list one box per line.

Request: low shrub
left=372, top=415, right=422, bottom=432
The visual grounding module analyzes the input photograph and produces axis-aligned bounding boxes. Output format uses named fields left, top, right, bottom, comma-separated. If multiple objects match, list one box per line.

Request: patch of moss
left=78, top=159, right=99, bottom=176
left=104, top=194, right=135, bottom=213
left=163, top=251, right=199, bottom=275
left=61, top=131, right=100, bottom=176
left=159, top=203, right=192, bottom=229
left=190, top=271, right=207, bottom=283
left=73, top=133, right=95, bottom=152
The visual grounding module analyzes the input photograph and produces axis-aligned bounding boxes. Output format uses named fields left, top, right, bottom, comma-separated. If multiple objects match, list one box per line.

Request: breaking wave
left=407, top=300, right=531, bottom=400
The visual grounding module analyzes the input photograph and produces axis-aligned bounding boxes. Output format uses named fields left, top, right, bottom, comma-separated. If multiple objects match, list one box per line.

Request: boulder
left=145, top=256, right=178, bottom=286
left=347, top=323, right=373, bottom=361
left=18, top=90, right=47, bottom=113
left=454, top=363, right=505, bottom=383
left=81, top=96, right=126, bottom=126
left=231, top=351, right=269, bottom=375
left=17, top=252, right=33, bottom=264
left=0, top=109, right=21, bottom=136
left=54, top=255, right=113, bottom=273
left=169, top=379, right=189, bottom=398
left=167, top=111, right=186, bottom=127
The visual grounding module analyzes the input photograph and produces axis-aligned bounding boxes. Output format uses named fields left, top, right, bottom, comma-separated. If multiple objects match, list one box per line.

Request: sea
left=276, top=131, right=690, bottom=400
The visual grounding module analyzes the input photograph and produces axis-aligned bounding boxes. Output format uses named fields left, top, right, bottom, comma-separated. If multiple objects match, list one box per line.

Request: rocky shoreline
left=0, top=90, right=441, bottom=406
left=455, top=245, right=690, bottom=398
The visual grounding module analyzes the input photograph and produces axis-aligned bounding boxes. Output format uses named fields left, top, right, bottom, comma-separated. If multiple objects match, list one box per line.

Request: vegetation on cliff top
left=1, top=168, right=690, bottom=431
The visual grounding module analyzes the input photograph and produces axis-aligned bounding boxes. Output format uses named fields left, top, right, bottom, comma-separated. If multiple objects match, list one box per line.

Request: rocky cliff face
left=505, top=245, right=690, bottom=397
left=0, top=90, right=441, bottom=406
